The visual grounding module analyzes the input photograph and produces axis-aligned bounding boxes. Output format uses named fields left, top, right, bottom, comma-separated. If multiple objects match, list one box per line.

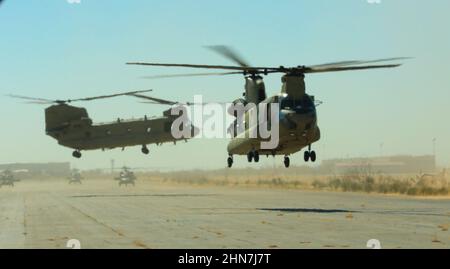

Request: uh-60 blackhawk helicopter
left=8, top=90, right=200, bottom=158
left=127, top=46, right=409, bottom=168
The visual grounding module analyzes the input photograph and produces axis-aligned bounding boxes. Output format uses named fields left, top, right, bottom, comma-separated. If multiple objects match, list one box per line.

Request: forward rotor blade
left=127, top=62, right=270, bottom=72
left=304, top=63, right=402, bottom=74
left=205, top=45, right=250, bottom=67
left=141, top=71, right=242, bottom=79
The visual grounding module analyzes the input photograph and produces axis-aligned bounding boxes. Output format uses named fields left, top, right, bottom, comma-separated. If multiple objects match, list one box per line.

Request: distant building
left=0, top=162, right=71, bottom=177
left=321, top=155, right=436, bottom=174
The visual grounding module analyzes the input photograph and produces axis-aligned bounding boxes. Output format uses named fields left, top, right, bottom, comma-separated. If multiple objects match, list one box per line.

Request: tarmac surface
left=1, top=178, right=449, bottom=249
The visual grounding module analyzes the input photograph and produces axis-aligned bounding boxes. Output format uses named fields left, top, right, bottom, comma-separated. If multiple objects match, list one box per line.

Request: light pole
left=110, top=159, right=115, bottom=174
left=432, top=138, right=436, bottom=158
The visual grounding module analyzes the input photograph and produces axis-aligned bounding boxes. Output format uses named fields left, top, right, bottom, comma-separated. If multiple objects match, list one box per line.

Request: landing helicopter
left=8, top=90, right=200, bottom=158
left=127, top=46, right=408, bottom=168
left=114, top=166, right=137, bottom=187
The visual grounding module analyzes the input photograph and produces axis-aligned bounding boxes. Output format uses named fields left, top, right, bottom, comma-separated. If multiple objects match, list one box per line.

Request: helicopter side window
left=146, top=127, right=151, bottom=133
left=106, top=130, right=111, bottom=135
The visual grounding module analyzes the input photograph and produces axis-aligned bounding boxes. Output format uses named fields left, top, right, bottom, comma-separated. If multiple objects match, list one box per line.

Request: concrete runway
left=1, top=179, right=449, bottom=249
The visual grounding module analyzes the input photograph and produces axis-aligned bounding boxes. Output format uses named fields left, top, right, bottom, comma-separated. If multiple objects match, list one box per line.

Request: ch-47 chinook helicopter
left=8, top=90, right=199, bottom=158
left=127, top=46, right=409, bottom=168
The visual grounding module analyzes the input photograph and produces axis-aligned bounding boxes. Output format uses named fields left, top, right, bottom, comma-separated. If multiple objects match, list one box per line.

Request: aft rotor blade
left=131, top=94, right=178, bottom=105
left=308, top=57, right=411, bottom=69
left=6, top=94, right=54, bottom=103
left=24, top=101, right=55, bottom=105
left=8, top=89, right=153, bottom=105
left=141, top=71, right=242, bottom=79
left=69, top=89, right=153, bottom=102
left=206, top=45, right=250, bottom=67
left=303, top=63, right=402, bottom=74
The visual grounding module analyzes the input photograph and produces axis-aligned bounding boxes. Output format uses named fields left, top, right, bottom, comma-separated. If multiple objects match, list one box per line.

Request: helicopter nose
left=280, top=110, right=315, bottom=130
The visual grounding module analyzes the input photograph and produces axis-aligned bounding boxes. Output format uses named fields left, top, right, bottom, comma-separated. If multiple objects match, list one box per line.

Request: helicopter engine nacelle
left=163, top=105, right=188, bottom=118
left=244, top=76, right=266, bottom=105
left=45, top=104, right=92, bottom=135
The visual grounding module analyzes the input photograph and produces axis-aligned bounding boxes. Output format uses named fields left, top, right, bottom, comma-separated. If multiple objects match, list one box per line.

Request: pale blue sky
left=0, top=0, right=449, bottom=170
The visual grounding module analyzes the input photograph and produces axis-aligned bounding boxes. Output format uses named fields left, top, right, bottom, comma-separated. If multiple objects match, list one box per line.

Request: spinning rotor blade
left=7, top=89, right=152, bottom=105
left=141, top=71, right=242, bottom=79
left=302, top=63, right=402, bottom=74
left=127, top=62, right=268, bottom=72
left=132, top=94, right=225, bottom=106
left=206, top=45, right=250, bottom=67
left=128, top=43, right=409, bottom=76
left=131, top=94, right=178, bottom=105
left=67, top=89, right=152, bottom=102
left=6, top=94, right=54, bottom=103
left=308, top=57, right=412, bottom=69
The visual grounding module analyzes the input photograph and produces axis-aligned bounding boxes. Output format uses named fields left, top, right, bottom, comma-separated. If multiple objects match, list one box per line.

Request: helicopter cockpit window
left=280, top=96, right=315, bottom=113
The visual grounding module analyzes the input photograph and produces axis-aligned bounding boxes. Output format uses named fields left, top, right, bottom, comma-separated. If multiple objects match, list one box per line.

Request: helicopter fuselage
left=227, top=93, right=320, bottom=156
left=53, top=117, right=180, bottom=150
left=45, top=104, right=199, bottom=155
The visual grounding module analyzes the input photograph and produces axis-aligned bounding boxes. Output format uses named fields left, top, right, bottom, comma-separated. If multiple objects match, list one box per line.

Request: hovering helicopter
left=114, top=166, right=137, bottom=187
left=67, top=169, right=83, bottom=184
left=127, top=46, right=409, bottom=168
left=8, top=90, right=200, bottom=158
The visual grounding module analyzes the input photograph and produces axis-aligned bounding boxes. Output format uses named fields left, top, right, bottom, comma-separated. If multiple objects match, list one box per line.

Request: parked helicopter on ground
left=0, top=169, right=19, bottom=187
left=114, top=166, right=137, bottom=187
left=67, top=169, right=83, bottom=184
left=8, top=90, right=200, bottom=158
left=128, top=46, right=408, bottom=168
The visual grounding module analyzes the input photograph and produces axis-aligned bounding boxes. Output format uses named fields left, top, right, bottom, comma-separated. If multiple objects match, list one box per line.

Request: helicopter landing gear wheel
left=304, top=151, right=310, bottom=162
left=284, top=156, right=290, bottom=168
left=304, top=144, right=317, bottom=162
left=72, top=150, right=82, bottom=158
left=227, top=156, right=233, bottom=168
left=141, top=145, right=149, bottom=155
left=253, top=151, right=260, bottom=163
left=247, top=151, right=254, bottom=163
